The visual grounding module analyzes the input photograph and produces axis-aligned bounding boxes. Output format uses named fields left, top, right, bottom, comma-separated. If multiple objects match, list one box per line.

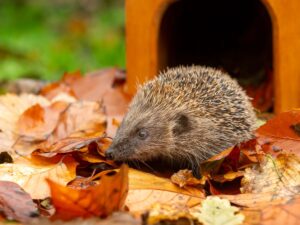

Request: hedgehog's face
left=105, top=106, right=173, bottom=162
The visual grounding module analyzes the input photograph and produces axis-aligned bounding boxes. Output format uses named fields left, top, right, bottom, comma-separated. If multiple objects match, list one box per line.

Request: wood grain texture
left=263, top=0, right=300, bottom=113
left=126, top=0, right=300, bottom=113
left=125, top=0, right=176, bottom=95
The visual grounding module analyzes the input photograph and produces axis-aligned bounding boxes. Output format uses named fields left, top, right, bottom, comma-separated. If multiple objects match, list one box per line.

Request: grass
left=0, top=0, right=125, bottom=81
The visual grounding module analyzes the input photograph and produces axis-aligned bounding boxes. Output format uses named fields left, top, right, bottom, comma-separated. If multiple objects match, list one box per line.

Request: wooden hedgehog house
left=125, top=0, right=300, bottom=113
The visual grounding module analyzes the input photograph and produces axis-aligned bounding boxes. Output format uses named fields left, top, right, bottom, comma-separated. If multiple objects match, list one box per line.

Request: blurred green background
left=0, top=0, right=125, bottom=81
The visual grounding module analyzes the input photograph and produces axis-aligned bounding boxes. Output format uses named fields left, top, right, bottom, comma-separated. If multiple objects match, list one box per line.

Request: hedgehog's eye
left=137, top=128, right=148, bottom=140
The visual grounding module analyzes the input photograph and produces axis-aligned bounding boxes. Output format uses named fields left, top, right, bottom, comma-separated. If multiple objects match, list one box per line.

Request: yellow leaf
left=0, top=155, right=77, bottom=199
left=126, top=169, right=204, bottom=213
left=146, top=197, right=244, bottom=225
left=241, top=153, right=300, bottom=199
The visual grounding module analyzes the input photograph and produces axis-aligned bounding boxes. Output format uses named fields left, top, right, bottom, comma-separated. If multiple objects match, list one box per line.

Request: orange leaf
left=0, top=155, right=77, bottom=199
left=260, top=197, right=300, bottom=225
left=67, top=170, right=118, bottom=189
left=40, top=71, right=82, bottom=100
left=53, top=101, right=106, bottom=139
left=96, top=137, right=112, bottom=157
left=126, top=168, right=204, bottom=214
left=33, top=134, right=105, bottom=157
left=256, top=110, right=300, bottom=155
left=129, top=168, right=204, bottom=197
left=17, top=102, right=69, bottom=141
left=257, top=110, right=300, bottom=139
left=48, top=164, right=129, bottom=220
left=19, top=101, right=107, bottom=156
left=75, top=140, right=116, bottom=167
left=112, top=118, right=121, bottom=127
left=39, top=82, right=77, bottom=101
left=171, top=169, right=206, bottom=187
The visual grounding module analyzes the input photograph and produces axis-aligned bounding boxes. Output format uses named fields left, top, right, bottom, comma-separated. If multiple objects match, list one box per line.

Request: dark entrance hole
left=159, top=0, right=273, bottom=110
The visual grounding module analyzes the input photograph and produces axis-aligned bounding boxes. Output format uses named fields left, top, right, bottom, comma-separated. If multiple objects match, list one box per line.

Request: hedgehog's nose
left=105, top=148, right=115, bottom=160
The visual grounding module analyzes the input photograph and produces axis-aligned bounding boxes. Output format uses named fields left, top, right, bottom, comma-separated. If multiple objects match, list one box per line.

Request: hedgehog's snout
left=105, top=147, right=115, bottom=160
left=105, top=144, right=123, bottom=161
left=105, top=138, right=133, bottom=161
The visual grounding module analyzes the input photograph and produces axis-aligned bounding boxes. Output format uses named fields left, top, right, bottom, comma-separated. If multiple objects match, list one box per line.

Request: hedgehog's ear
left=172, top=114, right=191, bottom=135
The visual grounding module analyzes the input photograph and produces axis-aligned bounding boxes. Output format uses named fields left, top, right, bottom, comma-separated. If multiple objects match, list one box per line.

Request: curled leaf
left=33, top=134, right=105, bottom=157
left=48, top=164, right=129, bottom=221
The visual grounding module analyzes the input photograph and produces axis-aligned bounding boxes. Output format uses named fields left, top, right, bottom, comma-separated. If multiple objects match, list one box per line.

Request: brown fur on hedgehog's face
left=105, top=102, right=180, bottom=162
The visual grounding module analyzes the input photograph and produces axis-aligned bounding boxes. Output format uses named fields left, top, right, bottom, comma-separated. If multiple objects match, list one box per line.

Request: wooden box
left=125, top=0, right=300, bottom=113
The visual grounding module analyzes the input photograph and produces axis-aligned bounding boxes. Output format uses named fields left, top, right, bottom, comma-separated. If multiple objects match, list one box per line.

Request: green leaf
left=191, top=196, right=244, bottom=225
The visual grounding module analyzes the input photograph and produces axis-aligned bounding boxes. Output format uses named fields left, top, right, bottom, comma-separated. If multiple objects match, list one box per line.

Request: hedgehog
left=105, top=66, right=257, bottom=178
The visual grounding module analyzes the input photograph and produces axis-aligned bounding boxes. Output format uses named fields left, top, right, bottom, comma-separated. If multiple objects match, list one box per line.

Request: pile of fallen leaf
left=0, top=70, right=299, bottom=225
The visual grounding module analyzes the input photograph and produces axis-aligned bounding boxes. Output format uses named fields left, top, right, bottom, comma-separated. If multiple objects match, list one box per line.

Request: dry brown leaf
left=77, top=150, right=107, bottom=163
left=39, top=69, right=130, bottom=138
left=126, top=168, right=204, bottom=213
left=15, top=100, right=106, bottom=156
left=241, top=153, right=300, bottom=199
left=200, top=146, right=243, bottom=176
left=39, top=77, right=78, bottom=100
left=17, top=101, right=69, bottom=141
left=146, top=197, right=244, bottom=225
left=212, top=171, right=244, bottom=183
left=256, top=110, right=300, bottom=155
left=259, top=196, right=300, bottom=225
left=171, top=169, right=206, bottom=187
left=217, top=154, right=300, bottom=210
left=0, top=94, right=50, bottom=155
left=96, top=137, right=112, bottom=157
left=218, top=193, right=288, bottom=208
left=48, top=164, right=128, bottom=221
left=112, top=118, right=121, bottom=127
left=0, top=93, right=77, bottom=157
left=171, top=169, right=244, bottom=189
left=67, top=176, right=98, bottom=189
left=33, top=134, right=105, bottom=157
left=126, top=189, right=202, bottom=214
left=257, top=110, right=300, bottom=139
left=146, top=203, right=192, bottom=225
left=129, top=168, right=205, bottom=197
left=221, top=195, right=300, bottom=225
left=39, top=71, right=84, bottom=101
left=0, top=155, right=77, bottom=199
left=67, top=170, right=119, bottom=190
left=0, top=181, right=38, bottom=223
left=56, top=101, right=106, bottom=137
left=75, top=139, right=116, bottom=166
left=169, top=146, right=252, bottom=196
